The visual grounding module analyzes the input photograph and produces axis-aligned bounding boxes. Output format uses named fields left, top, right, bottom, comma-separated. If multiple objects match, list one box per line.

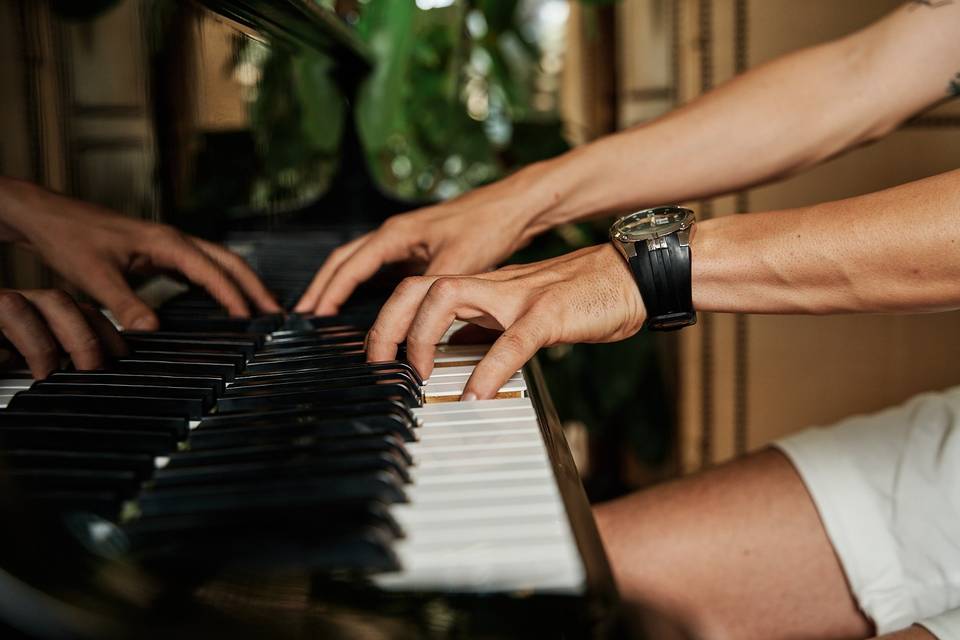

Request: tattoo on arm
left=950, top=73, right=960, bottom=97
left=908, top=0, right=953, bottom=8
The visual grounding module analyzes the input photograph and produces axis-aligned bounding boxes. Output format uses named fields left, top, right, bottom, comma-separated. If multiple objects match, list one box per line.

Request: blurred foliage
left=242, top=0, right=571, bottom=206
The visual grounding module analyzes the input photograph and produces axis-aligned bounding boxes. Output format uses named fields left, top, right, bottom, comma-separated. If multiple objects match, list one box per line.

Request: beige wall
left=641, top=0, right=960, bottom=471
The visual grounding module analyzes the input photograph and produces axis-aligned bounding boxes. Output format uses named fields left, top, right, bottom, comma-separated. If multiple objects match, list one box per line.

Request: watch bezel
left=609, top=206, right=696, bottom=244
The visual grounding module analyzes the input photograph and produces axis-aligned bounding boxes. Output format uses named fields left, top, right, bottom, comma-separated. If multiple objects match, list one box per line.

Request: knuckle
left=394, top=276, right=425, bottom=297
left=428, top=277, right=461, bottom=301
left=0, top=290, right=28, bottom=315
left=44, top=289, right=75, bottom=307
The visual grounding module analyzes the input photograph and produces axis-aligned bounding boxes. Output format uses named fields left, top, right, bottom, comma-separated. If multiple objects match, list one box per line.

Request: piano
left=0, top=228, right=619, bottom=637
left=0, top=1, right=620, bottom=637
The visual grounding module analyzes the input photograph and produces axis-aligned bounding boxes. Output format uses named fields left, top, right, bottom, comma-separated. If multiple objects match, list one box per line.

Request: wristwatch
left=609, top=205, right=697, bottom=331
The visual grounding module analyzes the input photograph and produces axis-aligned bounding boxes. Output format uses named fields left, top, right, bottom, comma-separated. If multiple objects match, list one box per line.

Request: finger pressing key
left=0, top=290, right=61, bottom=378
left=21, top=289, right=104, bottom=371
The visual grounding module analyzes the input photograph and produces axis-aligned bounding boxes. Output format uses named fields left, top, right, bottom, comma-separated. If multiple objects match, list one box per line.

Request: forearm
left=518, top=3, right=960, bottom=234
left=692, top=169, right=960, bottom=315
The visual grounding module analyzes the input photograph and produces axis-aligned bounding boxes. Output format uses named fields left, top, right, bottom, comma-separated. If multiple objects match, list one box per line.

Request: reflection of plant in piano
left=241, top=0, right=572, bottom=205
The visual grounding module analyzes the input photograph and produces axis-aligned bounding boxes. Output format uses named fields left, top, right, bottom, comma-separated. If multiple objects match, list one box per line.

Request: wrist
left=0, top=178, right=49, bottom=244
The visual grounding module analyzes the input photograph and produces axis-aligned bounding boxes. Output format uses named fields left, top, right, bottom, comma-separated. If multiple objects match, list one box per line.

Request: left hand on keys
left=366, top=243, right=647, bottom=400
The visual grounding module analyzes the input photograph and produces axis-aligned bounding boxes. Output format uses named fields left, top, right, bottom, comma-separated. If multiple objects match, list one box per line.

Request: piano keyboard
left=0, top=310, right=590, bottom=596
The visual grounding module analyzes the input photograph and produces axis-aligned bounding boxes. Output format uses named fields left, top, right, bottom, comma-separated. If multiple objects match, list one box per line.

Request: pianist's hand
left=0, top=289, right=127, bottom=378
left=366, top=243, right=646, bottom=400
left=0, top=178, right=280, bottom=330
left=295, top=170, right=551, bottom=316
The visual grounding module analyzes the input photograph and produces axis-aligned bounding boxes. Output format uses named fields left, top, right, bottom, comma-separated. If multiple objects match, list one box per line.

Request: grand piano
left=0, top=1, right=620, bottom=637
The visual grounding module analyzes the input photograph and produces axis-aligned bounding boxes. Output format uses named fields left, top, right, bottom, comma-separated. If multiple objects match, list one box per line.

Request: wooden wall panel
left=671, top=0, right=960, bottom=471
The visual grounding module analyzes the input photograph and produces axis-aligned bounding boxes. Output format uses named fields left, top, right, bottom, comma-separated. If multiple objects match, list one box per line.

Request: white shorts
left=775, top=387, right=960, bottom=638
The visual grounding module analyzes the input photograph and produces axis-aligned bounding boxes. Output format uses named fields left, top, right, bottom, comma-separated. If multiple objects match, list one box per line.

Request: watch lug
left=677, top=227, right=692, bottom=247
left=612, top=239, right=638, bottom=261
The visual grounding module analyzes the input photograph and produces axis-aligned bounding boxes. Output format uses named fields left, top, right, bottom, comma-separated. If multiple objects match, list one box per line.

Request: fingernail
left=461, top=392, right=478, bottom=402
left=130, top=316, right=155, bottom=330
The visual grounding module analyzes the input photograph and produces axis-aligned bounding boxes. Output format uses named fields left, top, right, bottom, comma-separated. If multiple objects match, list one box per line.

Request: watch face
left=611, top=206, right=694, bottom=243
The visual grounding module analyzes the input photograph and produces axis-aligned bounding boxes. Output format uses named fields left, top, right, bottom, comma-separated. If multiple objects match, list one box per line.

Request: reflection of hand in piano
left=366, top=243, right=647, bottom=400
left=294, top=169, right=547, bottom=316
left=0, top=288, right=125, bottom=378
left=0, top=177, right=281, bottom=331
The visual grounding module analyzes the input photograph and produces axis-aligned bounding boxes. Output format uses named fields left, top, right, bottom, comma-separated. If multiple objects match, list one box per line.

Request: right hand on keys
left=295, top=165, right=558, bottom=316
left=366, top=243, right=647, bottom=400
left=0, top=288, right=126, bottom=378
left=0, top=177, right=281, bottom=331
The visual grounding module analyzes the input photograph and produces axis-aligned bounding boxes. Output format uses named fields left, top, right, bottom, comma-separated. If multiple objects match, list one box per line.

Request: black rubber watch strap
left=627, top=235, right=696, bottom=331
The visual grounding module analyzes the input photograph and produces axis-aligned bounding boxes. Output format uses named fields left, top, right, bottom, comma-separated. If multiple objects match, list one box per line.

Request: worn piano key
left=0, top=411, right=189, bottom=439
left=8, top=392, right=205, bottom=419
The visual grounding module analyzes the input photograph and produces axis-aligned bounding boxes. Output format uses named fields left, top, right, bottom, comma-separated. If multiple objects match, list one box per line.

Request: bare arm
left=367, top=169, right=960, bottom=399
left=532, top=1, right=960, bottom=228
left=299, top=2, right=960, bottom=314
left=693, top=169, right=960, bottom=315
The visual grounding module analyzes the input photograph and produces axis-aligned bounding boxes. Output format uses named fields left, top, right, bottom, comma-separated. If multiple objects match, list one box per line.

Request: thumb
left=86, top=267, right=158, bottom=331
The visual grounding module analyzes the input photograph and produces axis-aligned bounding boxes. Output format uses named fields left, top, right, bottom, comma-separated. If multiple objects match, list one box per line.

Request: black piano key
left=157, top=314, right=282, bottom=333
left=0, top=427, right=174, bottom=454
left=34, top=490, right=124, bottom=518
left=31, top=383, right=215, bottom=410
left=127, top=350, right=246, bottom=370
left=198, top=397, right=415, bottom=426
left=188, top=415, right=417, bottom=449
left=123, top=337, right=257, bottom=358
left=3, top=449, right=155, bottom=479
left=134, top=470, right=407, bottom=518
left=151, top=451, right=410, bottom=488
left=228, top=361, right=423, bottom=388
left=239, top=351, right=367, bottom=374
left=122, top=330, right=265, bottom=348
left=213, top=382, right=420, bottom=413
left=47, top=371, right=224, bottom=395
left=0, top=411, right=189, bottom=439
left=126, top=509, right=401, bottom=573
left=9, top=468, right=140, bottom=497
left=223, top=371, right=419, bottom=397
left=115, top=359, right=236, bottom=381
left=162, top=434, right=411, bottom=469
left=8, top=393, right=205, bottom=419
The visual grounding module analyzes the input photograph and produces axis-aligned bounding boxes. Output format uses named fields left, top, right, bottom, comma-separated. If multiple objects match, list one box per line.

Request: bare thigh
left=593, top=448, right=872, bottom=640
